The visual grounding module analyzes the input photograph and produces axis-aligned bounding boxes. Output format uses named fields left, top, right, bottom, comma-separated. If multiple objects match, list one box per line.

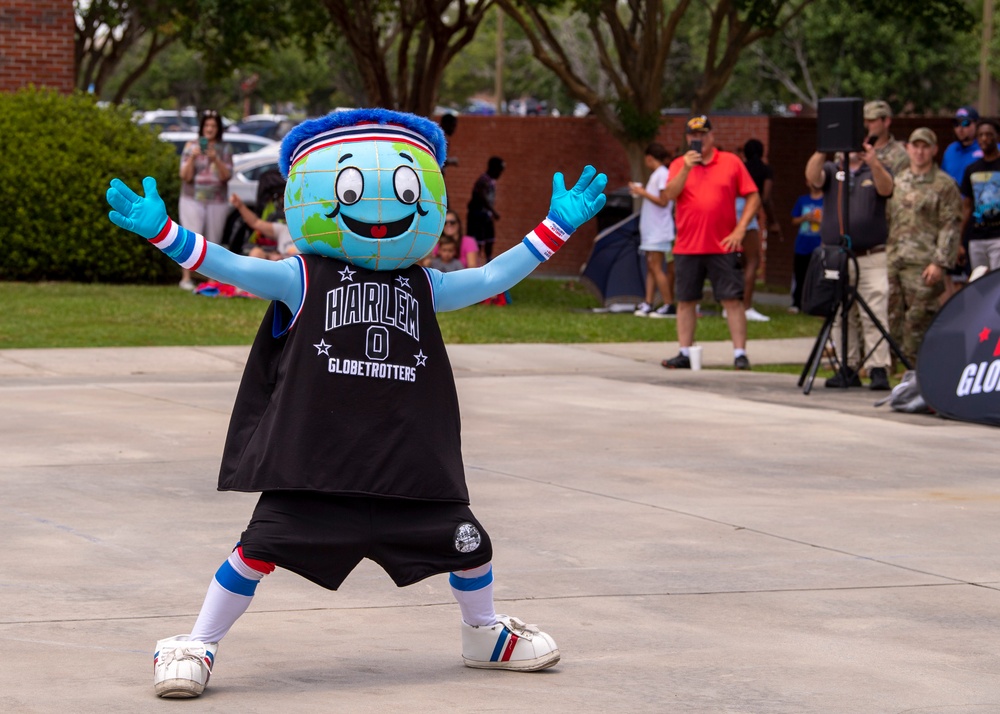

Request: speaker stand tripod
left=798, top=248, right=913, bottom=394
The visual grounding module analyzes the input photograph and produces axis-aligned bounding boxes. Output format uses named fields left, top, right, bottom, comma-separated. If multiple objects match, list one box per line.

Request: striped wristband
left=150, top=218, right=207, bottom=270
left=522, top=214, right=573, bottom=261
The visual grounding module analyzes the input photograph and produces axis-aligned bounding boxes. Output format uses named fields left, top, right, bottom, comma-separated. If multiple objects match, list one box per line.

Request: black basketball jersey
left=218, top=255, right=468, bottom=503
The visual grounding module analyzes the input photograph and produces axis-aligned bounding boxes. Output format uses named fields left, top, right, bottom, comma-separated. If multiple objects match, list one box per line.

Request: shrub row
left=0, top=87, right=182, bottom=283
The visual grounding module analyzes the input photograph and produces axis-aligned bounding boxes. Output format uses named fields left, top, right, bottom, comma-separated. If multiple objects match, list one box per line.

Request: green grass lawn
left=0, top=279, right=825, bottom=349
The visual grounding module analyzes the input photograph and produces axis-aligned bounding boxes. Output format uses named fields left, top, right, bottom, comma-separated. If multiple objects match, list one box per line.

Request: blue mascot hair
left=280, top=108, right=448, bottom=178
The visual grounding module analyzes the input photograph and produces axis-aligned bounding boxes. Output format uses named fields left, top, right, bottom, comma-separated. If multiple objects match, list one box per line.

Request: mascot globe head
left=280, top=108, right=448, bottom=271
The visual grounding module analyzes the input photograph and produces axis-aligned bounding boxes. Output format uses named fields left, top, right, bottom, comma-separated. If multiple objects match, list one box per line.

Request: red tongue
left=370, top=225, right=387, bottom=238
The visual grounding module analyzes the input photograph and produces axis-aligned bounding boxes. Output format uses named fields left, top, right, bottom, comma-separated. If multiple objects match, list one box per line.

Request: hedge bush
left=0, top=88, right=182, bottom=283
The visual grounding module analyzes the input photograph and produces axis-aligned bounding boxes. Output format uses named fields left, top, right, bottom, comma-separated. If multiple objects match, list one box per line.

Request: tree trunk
left=624, top=140, right=648, bottom=212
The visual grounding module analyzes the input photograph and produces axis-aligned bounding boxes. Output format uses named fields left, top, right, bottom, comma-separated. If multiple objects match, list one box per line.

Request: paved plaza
left=0, top=341, right=997, bottom=712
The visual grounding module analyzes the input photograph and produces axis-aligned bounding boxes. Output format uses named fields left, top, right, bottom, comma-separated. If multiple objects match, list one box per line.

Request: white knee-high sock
left=190, top=548, right=271, bottom=643
left=450, top=562, right=497, bottom=627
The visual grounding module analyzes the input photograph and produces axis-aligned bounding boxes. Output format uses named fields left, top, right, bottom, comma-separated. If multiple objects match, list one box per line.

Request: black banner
left=918, top=270, right=1000, bottom=426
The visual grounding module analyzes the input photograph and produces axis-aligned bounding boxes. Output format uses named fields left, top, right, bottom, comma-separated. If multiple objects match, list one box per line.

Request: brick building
left=0, top=0, right=75, bottom=94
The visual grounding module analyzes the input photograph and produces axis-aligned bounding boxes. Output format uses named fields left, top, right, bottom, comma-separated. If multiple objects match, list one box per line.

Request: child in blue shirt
left=789, top=184, right=824, bottom=312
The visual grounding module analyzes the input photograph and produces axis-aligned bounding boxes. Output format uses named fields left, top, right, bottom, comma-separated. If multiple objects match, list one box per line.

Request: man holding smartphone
left=661, top=115, right=760, bottom=371
left=805, top=132, right=895, bottom=390
left=863, top=100, right=909, bottom=176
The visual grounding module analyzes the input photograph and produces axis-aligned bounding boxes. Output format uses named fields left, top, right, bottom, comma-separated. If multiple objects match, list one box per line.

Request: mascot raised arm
left=107, top=108, right=607, bottom=699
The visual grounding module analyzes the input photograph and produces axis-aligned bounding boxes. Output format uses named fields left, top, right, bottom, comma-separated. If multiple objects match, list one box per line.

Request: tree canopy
left=321, top=0, right=495, bottom=114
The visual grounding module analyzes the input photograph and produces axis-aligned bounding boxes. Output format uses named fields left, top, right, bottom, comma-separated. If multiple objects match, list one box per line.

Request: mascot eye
left=336, top=167, right=364, bottom=205
left=393, top=166, right=420, bottom=205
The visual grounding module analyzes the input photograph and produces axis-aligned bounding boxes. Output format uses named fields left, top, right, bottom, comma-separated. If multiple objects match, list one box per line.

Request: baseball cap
left=685, top=115, right=712, bottom=133
left=863, top=100, right=892, bottom=120
left=954, top=106, right=980, bottom=126
left=908, top=127, right=937, bottom=146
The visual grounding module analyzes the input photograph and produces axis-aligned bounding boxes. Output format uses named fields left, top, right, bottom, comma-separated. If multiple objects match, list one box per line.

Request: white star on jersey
left=338, top=266, right=356, bottom=282
left=414, top=350, right=428, bottom=366
left=395, top=276, right=411, bottom=289
left=314, top=339, right=332, bottom=356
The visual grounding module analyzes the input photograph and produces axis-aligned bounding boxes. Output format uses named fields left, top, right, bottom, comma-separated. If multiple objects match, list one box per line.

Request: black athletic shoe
left=661, top=353, right=691, bottom=369
left=868, top=367, right=891, bottom=391
left=825, top=368, right=862, bottom=388
left=734, top=355, right=751, bottom=371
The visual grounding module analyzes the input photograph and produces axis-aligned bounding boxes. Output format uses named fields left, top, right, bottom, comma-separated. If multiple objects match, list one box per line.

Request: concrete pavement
left=1, top=341, right=997, bottom=712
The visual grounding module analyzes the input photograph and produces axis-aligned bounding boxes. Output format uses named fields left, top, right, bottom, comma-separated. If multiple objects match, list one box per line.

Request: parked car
left=463, top=98, right=496, bottom=115
left=157, top=131, right=276, bottom=157
left=233, top=114, right=298, bottom=140
left=222, top=143, right=284, bottom=254
left=136, top=109, right=198, bottom=133
left=136, top=109, right=237, bottom=133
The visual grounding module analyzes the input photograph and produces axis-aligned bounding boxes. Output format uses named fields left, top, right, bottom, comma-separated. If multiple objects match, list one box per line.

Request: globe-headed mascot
left=106, top=108, right=607, bottom=699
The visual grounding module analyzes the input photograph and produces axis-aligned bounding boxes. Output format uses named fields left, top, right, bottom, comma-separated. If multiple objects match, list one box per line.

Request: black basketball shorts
left=239, top=492, right=493, bottom=590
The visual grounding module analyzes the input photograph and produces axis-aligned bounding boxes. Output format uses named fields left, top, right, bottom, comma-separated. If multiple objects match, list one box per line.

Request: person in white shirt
left=629, top=143, right=676, bottom=317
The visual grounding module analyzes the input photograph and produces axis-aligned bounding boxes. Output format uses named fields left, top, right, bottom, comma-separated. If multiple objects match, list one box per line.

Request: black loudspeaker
left=817, top=98, right=864, bottom=152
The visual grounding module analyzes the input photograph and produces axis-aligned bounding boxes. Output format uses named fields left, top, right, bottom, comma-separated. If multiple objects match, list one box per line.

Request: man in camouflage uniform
left=864, top=100, right=910, bottom=176
left=887, top=127, right=962, bottom=366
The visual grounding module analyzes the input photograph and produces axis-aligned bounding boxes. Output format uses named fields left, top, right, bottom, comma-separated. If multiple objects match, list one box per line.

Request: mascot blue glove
left=107, top=176, right=211, bottom=273
left=107, top=177, right=168, bottom=239
left=519, top=164, right=607, bottom=263
left=547, top=165, right=607, bottom=233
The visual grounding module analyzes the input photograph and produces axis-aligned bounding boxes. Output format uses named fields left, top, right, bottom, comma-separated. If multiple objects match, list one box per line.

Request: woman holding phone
left=178, top=109, right=233, bottom=290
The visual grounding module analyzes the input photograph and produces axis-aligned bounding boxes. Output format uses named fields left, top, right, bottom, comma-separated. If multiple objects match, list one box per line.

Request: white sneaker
left=461, top=615, right=560, bottom=671
left=745, top=307, right=771, bottom=322
left=633, top=302, right=652, bottom=317
left=153, top=635, right=218, bottom=698
left=178, top=279, right=196, bottom=291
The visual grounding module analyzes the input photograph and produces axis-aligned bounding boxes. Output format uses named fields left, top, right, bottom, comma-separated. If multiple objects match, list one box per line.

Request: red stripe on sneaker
left=501, top=633, right=519, bottom=661
left=534, top=222, right=562, bottom=251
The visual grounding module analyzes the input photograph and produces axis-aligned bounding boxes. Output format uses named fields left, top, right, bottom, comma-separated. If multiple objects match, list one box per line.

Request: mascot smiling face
left=280, top=109, right=448, bottom=271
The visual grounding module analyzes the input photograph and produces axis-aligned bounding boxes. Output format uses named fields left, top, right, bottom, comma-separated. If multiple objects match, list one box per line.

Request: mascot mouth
left=340, top=212, right=414, bottom=240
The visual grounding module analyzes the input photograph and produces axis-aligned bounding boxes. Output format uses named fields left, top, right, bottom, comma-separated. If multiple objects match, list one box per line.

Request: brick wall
left=0, top=0, right=75, bottom=94
left=446, top=114, right=771, bottom=277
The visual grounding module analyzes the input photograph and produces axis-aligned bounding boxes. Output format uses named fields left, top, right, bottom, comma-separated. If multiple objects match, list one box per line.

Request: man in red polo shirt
left=661, top=115, right=760, bottom=370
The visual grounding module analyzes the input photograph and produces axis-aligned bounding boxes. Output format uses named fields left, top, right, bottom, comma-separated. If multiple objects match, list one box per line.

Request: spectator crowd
left=625, top=101, right=996, bottom=384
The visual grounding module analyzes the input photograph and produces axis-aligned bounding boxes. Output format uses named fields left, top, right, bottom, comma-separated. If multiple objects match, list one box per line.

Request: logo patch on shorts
left=454, top=523, right=481, bottom=553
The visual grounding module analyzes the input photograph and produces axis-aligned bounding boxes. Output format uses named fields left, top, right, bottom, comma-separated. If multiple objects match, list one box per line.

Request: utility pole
left=495, top=9, right=504, bottom=114
left=980, top=0, right=995, bottom=115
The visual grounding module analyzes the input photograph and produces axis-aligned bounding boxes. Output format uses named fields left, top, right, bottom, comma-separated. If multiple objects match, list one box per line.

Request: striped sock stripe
left=213, top=559, right=260, bottom=597
left=449, top=566, right=493, bottom=592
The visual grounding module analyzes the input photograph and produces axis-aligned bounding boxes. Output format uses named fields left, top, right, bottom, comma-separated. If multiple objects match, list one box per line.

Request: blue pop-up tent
left=579, top=213, right=646, bottom=310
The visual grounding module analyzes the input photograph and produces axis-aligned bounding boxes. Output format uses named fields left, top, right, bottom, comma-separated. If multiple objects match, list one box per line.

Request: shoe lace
left=504, top=616, right=540, bottom=638
left=161, top=645, right=208, bottom=669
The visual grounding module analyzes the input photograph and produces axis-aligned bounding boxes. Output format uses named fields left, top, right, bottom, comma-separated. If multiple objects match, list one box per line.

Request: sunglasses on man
left=953, top=118, right=974, bottom=127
